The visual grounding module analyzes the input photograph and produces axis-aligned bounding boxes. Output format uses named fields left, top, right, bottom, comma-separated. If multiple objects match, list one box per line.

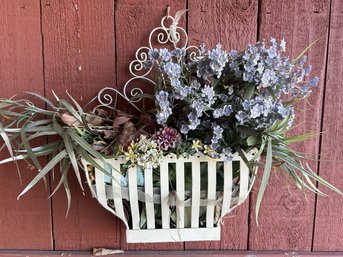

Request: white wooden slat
left=108, top=159, right=128, bottom=228
left=222, top=161, right=233, bottom=218
left=144, top=164, right=155, bottom=229
left=191, top=161, right=201, bottom=228
left=94, top=160, right=110, bottom=209
left=176, top=161, right=185, bottom=228
left=83, top=153, right=258, bottom=242
left=206, top=160, right=217, bottom=227
left=128, top=166, right=140, bottom=230
left=238, top=160, right=250, bottom=205
left=160, top=161, right=170, bottom=229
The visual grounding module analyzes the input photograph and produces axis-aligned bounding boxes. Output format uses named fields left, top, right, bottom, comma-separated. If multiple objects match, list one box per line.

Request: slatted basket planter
left=82, top=150, right=258, bottom=243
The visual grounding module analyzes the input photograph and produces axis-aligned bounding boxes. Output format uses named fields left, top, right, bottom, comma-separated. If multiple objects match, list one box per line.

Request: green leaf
left=67, top=129, right=105, bottom=161
left=237, top=125, right=259, bottom=137
left=251, top=137, right=266, bottom=162
left=255, top=137, right=272, bottom=225
left=0, top=123, right=14, bottom=159
left=63, top=129, right=84, bottom=191
left=20, top=122, right=42, bottom=172
left=18, top=130, right=57, bottom=149
left=0, top=142, right=59, bottom=164
left=77, top=147, right=116, bottom=181
left=283, top=132, right=317, bottom=144
left=62, top=162, right=72, bottom=216
left=49, top=159, right=70, bottom=198
left=247, top=136, right=259, bottom=146
left=59, top=99, right=82, bottom=124
left=65, top=91, right=93, bottom=133
left=234, top=146, right=253, bottom=172
left=17, top=149, right=68, bottom=199
left=25, top=92, right=57, bottom=110
left=243, top=84, right=255, bottom=99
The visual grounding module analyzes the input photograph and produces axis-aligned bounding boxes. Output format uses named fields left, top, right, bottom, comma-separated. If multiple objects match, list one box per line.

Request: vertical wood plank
left=116, top=0, right=186, bottom=250
left=313, top=0, right=343, bottom=251
left=0, top=0, right=52, bottom=249
left=187, top=0, right=258, bottom=250
left=249, top=0, right=330, bottom=251
left=41, top=0, right=119, bottom=250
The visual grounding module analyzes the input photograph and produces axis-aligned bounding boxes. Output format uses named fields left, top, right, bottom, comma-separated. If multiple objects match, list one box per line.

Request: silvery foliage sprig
left=147, top=38, right=342, bottom=222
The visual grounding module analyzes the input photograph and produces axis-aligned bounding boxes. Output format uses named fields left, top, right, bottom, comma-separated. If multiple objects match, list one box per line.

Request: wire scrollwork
left=96, top=7, right=201, bottom=112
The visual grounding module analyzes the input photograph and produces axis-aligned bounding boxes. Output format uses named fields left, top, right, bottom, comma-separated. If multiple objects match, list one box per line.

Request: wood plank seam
left=39, top=0, right=56, bottom=250
left=311, top=0, right=333, bottom=251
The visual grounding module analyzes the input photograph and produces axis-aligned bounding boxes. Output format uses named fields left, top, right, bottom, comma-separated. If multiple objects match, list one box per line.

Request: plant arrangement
left=0, top=37, right=341, bottom=228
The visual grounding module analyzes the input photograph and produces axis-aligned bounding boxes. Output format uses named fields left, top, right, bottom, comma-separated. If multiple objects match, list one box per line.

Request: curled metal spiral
left=95, top=7, right=199, bottom=111
left=97, top=87, right=119, bottom=110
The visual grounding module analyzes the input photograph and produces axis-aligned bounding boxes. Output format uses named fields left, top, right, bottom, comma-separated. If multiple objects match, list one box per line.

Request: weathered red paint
left=313, top=0, right=343, bottom=251
left=41, top=0, right=119, bottom=250
left=0, top=0, right=342, bottom=254
left=249, top=0, right=330, bottom=251
left=0, top=0, right=52, bottom=250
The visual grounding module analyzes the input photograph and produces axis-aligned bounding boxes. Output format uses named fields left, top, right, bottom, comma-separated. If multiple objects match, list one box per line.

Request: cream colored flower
left=203, top=145, right=215, bottom=156
left=191, top=140, right=203, bottom=152
left=125, top=148, right=137, bottom=162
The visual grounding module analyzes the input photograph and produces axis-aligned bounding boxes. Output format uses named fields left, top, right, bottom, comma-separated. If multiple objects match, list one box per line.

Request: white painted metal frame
left=93, top=7, right=200, bottom=113
left=83, top=8, right=259, bottom=243
left=82, top=151, right=258, bottom=243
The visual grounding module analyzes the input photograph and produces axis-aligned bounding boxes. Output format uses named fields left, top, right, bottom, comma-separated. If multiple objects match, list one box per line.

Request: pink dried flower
left=154, top=127, right=180, bottom=151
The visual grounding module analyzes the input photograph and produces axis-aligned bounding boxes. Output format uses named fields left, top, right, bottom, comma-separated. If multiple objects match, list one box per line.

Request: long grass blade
left=25, top=92, right=57, bottom=110
left=255, top=137, right=272, bottom=224
left=17, top=150, right=67, bottom=199
left=63, top=130, right=84, bottom=191
left=0, top=123, right=14, bottom=158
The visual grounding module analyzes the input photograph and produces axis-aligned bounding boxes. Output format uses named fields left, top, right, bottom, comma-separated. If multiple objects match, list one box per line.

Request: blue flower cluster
left=146, top=37, right=318, bottom=157
left=155, top=91, right=172, bottom=124
left=229, top=38, right=319, bottom=98
left=197, top=44, right=228, bottom=79
left=235, top=95, right=294, bottom=129
left=180, top=81, right=217, bottom=134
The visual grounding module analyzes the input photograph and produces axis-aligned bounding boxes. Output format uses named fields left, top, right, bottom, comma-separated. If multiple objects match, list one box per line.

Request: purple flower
left=154, top=127, right=180, bottom=151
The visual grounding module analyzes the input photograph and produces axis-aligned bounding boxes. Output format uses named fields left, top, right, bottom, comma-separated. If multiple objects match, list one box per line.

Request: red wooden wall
left=0, top=0, right=343, bottom=254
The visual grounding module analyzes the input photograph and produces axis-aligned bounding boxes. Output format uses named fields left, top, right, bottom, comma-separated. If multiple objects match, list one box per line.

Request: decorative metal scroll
left=95, top=7, right=201, bottom=113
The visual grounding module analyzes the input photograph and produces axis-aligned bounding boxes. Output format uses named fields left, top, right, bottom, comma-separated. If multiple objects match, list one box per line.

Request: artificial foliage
left=0, top=35, right=341, bottom=226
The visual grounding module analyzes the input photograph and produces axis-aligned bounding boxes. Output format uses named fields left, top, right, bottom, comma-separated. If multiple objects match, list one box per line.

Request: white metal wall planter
left=83, top=8, right=259, bottom=243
